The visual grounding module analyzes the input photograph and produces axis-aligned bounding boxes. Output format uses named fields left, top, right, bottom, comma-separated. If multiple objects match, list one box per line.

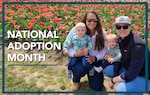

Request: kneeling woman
left=64, top=11, right=107, bottom=91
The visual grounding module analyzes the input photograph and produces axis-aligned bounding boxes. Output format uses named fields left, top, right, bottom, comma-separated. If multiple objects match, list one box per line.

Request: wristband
left=111, top=78, right=115, bottom=84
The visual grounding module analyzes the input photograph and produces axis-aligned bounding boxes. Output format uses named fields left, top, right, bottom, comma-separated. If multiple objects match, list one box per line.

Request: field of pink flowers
left=1, top=0, right=150, bottom=46
left=1, top=0, right=150, bottom=93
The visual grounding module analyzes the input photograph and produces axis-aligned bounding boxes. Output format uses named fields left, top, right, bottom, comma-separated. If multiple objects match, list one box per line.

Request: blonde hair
left=106, top=34, right=117, bottom=41
left=75, top=22, right=86, bottom=29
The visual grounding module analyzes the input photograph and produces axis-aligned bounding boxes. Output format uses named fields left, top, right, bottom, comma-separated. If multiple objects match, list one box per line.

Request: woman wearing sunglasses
left=64, top=11, right=107, bottom=91
left=104, top=16, right=150, bottom=94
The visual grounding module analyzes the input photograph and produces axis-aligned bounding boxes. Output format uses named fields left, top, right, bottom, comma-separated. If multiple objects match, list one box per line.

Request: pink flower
left=106, top=31, right=112, bottom=35
left=55, top=18, right=61, bottom=23
left=61, top=33, right=66, bottom=38
left=47, top=26, right=52, bottom=30
left=14, top=25, right=20, bottom=30
left=148, top=38, right=150, bottom=45
left=58, top=27, right=62, bottom=32
left=38, top=22, right=44, bottom=26
left=134, top=31, right=140, bottom=36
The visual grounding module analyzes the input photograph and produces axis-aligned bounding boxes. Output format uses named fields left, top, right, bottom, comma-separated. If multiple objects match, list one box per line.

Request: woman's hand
left=108, top=79, right=115, bottom=89
left=108, top=76, right=124, bottom=89
left=83, top=48, right=89, bottom=56
left=74, top=48, right=86, bottom=57
left=86, top=55, right=96, bottom=64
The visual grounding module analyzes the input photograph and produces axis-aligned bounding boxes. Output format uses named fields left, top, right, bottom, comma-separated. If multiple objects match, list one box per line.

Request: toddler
left=63, top=22, right=94, bottom=80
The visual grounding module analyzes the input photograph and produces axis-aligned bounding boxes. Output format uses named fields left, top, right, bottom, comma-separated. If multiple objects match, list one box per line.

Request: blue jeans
left=68, top=57, right=93, bottom=71
left=102, top=60, right=121, bottom=77
left=72, top=60, right=104, bottom=91
left=103, top=65, right=150, bottom=95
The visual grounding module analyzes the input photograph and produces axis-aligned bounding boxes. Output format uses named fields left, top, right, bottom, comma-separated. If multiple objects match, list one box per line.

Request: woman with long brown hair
left=64, top=11, right=107, bottom=91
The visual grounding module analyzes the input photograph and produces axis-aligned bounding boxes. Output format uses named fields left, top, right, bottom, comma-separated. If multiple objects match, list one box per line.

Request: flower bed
left=1, top=0, right=150, bottom=47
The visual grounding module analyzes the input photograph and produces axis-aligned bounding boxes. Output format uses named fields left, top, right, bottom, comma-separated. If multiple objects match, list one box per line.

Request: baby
left=63, top=22, right=94, bottom=80
left=94, top=34, right=122, bottom=77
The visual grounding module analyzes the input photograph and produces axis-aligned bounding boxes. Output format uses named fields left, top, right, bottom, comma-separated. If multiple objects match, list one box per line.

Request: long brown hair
left=82, top=11, right=105, bottom=51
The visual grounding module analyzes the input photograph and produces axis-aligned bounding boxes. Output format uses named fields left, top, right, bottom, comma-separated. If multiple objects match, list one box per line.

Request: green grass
left=3, top=48, right=73, bottom=93
left=4, top=67, right=64, bottom=92
left=2, top=44, right=150, bottom=95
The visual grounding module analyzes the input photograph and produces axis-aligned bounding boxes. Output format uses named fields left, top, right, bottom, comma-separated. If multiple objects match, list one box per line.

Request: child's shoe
left=68, top=70, right=73, bottom=80
left=94, top=66, right=103, bottom=73
left=89, top=68, right=95, bottom=76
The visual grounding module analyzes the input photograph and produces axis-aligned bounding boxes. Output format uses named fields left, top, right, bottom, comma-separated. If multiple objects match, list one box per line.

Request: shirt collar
left=91, top=31, right=98, bottom=39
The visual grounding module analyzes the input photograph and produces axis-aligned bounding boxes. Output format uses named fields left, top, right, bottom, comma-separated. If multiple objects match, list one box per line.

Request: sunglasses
left=86, top=19, right=98, bottom=23
left=115, top=25, right=129, bottom=30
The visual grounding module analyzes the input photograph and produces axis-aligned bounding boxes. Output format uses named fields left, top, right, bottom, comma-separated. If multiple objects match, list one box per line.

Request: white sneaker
left=89, top=68, right=95, bottom=76
left=94, top=66, right=103, bottom=73
left=68, top=70, right=73, bottom=80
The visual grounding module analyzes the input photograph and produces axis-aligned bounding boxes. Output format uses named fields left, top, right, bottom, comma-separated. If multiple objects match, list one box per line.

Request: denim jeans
left=68, top=56, right=93, bottom=71
left=102, top=60, right=121, bottom=77
left=103, top=65, right=150, bottom=95
left=72, top=60, right=104, bottom=91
